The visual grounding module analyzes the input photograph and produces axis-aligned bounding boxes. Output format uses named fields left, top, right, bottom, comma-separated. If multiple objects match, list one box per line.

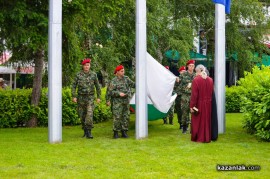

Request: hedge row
left=0, top=88, right=112, bottom=128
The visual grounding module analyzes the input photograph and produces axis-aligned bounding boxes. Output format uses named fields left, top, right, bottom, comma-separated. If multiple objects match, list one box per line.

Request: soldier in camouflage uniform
left=72, top=58, right=101, bottom=139
left=163, top=102, right=175, bottom=125
left=163, top=66, right=175, bottom=125
left=174, top=66, right=186, bottom=129
left=178, top=60, right=196, bottom=134
left=106, top=65, right=135, bottom=139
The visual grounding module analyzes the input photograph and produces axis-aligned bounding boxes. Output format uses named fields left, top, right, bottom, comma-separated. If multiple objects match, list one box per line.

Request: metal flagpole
left=214, top=3, right=226, bottom=134
left=48, top=0, right=62, bottom=143
left=135, top=0, right=148, bottom=139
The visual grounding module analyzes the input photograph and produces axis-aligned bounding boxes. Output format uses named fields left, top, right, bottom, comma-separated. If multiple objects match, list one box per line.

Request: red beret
left=81, top=58, right=91, bottom=65
left=186, top=60, right=195, bottom=66
left=114, top=65, right=124, bottom=74
left=178, top=66, right=186, bottom=72
left=165, top=66, right=169, bottom=70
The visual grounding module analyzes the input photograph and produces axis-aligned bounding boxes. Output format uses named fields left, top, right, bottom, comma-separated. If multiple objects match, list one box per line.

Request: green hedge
left=0, top=88, right=112, bottom=128
left=0, top=89, right=32, bottom=128
left=238, top=66, right=270, bottom=141
left=226, top=86, right=241, bottom=113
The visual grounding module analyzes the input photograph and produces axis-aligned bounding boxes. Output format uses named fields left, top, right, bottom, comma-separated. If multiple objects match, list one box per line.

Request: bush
left=226, top=86, right=241, bottom=113
left=36, top=88, right=82, bottom=127
left=238, top=66, right=270, bottom=141
left=0, top=87, right=112, bottom=128
left=0, top=89, right=32, bottom=128
left=93, top=88, right=113, bottom=123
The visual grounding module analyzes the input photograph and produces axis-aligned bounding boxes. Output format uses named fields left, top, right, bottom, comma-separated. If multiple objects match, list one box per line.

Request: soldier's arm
left=71, top=74, right=78, bottom=98
left=178, top=75, right=184, bottom=90
left=110, top=82, right=121, bottom=97
left=127, top=77, right=135, bottom=88
left=94, top=73, right=101, bottom=99
left=105, top=81, right=112, bottom=102
left=175, top=77, right=180, bottom=86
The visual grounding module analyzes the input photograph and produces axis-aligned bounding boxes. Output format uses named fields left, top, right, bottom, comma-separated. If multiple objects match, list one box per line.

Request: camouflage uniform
left=163, top=86, right=176, bottom=124
left=72, top=70, right=101, bottom=130
left=174, top=77, right=182, bottom=127
left=106, top=76, right=135, bottom=132
left=163, top=101, right=175, bottom=124
left=178, top=71, right=195, bottom=129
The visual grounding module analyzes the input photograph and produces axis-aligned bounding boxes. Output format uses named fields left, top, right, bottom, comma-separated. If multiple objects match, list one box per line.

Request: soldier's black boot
left=169, top=118, right=173, bottom=125
left=82, top=128, right=87, bottom=138
left=113, top=131, right=119, bottom=139
left=182, top=125, right=187, bottom=134
left=85, top=129, right=93, bottom=139
left=163, top=118, right=168, bottom=124
left=121, top=130, right=129, bottom=138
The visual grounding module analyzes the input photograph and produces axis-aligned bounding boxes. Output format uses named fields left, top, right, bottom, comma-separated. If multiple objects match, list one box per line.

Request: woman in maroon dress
left=190, top=65, right=214, bottom=143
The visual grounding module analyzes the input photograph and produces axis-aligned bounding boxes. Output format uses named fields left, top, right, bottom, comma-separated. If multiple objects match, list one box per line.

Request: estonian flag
left=212, top=0, right=231, bottom=14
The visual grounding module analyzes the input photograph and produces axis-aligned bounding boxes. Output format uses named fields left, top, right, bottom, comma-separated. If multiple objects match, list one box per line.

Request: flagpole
left=214, top=3, right=226, bottom=134
left=135, top=0, right=148, bottom=139
left=48, top=0, right=62, bottom=143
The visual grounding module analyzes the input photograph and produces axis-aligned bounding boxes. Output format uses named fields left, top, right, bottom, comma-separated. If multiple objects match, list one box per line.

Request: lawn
left=0, top=113, right=269, bottom=178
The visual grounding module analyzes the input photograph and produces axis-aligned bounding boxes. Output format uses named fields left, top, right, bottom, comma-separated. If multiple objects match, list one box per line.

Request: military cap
left=81, top=58, right=91, bottom=65
left=186, top=60, right=195, bottom=66
left=178, top=66, right=186, bottom=72
left=114, top=65, right=124, bottom=74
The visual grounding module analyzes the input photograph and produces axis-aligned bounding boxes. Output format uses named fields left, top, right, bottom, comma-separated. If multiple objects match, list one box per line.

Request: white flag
left=146, top=53, right=177, bottom=113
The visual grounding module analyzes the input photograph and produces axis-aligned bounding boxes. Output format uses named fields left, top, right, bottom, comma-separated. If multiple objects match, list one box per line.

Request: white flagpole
left=48, top=0, right=62, bottom=143
left=135, top=0, right=148, bottom=139
left=214, top=4, right=226, bottom=134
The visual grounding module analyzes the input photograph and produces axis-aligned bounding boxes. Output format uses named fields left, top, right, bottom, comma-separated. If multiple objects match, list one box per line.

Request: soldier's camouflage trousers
left=77, top=95, right=95, bottom=130
left=164, top=102, right=175, bottom=120
left=180, top=94, right=191, bottom=126
left=174, top=95, right=182, bottom=124
left=112, top=101, right=130, bottom=131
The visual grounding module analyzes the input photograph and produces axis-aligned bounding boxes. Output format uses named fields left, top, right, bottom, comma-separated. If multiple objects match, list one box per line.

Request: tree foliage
left=0, top=0, right=48, bottom=61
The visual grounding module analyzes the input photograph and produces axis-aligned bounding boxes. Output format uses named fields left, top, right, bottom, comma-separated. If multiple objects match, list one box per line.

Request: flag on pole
left=212, top=0, right=231, bottom=14
left=130, top=53, right=177, bottom=120
left=146, top=53, right=177, bottom=113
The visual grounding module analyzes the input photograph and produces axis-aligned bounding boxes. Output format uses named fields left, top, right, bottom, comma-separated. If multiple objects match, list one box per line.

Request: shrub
left=0, top=89, right=32, bottom=128
left=93, top=88, right=113, bottom=123
left=238, top=65, right=270, bottom=141
left=0, top=87, right=112, bottom=128
left=226, top=86, right=241, bottom=113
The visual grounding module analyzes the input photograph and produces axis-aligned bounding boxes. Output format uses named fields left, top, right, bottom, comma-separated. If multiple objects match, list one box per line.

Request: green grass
left=0, top=113, right=269, bottom=178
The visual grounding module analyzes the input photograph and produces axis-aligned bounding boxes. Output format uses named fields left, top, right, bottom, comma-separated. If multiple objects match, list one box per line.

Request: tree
left=0, top=0, right=48, bottom=126
left=61, top=0, right=126, bottom=86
